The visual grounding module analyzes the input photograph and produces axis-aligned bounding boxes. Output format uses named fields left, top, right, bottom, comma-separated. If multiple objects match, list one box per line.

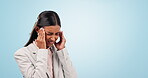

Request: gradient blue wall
left=0, top=0, right=148, bottom=78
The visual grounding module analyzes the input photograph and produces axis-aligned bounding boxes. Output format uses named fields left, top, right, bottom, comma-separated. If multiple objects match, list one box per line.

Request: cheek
left=45, top=35, right=50, bottom=40
left=45, top=35, right=59, bottom=40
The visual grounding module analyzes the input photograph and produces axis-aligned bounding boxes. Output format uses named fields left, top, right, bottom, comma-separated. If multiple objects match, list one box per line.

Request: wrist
left=57, top=46, right=65, bottom=51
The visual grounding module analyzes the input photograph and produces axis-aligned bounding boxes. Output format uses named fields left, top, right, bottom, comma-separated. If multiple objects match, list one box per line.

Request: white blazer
left=14, top=42, right=77, bottom=78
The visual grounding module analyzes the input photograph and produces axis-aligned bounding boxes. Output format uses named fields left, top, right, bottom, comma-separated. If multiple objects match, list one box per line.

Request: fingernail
left=40, top=28, right=44, bottom=30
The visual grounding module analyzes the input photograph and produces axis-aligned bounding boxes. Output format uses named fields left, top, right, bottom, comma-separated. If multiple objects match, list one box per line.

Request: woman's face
left=43, top=25, right=61, bottom=48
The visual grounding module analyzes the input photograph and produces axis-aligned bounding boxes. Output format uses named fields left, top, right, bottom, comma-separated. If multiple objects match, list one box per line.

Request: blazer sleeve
left=56, top=48, right=77, bottom=78
left=14, top=48, right=49, bottom=78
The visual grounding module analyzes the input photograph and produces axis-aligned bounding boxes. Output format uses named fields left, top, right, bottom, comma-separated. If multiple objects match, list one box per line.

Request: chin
left=47, top=44, right=54, bottom=48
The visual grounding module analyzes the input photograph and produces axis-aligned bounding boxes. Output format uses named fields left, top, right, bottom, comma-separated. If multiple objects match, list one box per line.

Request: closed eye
left=55, top=32, right=60, bottom=36
left=46, top=33, right=53, bottom=36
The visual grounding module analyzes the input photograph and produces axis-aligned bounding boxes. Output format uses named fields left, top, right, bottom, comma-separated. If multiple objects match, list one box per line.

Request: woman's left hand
left=54, top=31, right=66, bottom=50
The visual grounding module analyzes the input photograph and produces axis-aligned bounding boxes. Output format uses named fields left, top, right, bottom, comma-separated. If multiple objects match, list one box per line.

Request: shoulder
left=14, top=47, right=28, bottom=56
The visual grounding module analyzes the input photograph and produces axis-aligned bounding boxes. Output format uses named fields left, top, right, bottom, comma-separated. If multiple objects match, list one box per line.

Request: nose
left=50, top=37, right=55, bottom=41
left=50, top=36, right=56, bottom=41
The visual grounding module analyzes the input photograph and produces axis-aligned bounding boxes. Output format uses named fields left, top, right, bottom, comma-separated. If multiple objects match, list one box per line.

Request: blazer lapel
left=26, top=42, right=39, bottom=63
left=51, top=45, right=60, bottom=78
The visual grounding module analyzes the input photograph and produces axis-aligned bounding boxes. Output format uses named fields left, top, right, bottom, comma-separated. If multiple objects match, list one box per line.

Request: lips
left=48, top=41, right=54, bottom=44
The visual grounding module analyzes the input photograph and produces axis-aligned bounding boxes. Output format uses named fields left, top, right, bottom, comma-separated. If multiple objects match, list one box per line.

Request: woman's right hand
left=35, top=28, right=46, bottom=49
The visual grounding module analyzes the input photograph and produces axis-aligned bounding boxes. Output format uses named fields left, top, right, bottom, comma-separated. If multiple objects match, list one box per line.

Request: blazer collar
left=26, top=41, right=58, bottom=54
left=26, top=41, right=39, bottom=53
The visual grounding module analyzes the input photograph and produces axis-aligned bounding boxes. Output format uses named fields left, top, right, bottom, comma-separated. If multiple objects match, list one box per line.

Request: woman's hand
left=35, top=28, right=46, bottom=49
left=54, top=31, right=66, bottom=50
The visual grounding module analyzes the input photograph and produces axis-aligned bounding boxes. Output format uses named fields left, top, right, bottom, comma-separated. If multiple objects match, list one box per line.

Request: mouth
left=48, top=41, right=55, bottom=44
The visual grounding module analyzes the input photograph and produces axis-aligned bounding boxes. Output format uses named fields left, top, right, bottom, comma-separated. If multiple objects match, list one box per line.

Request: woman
left=14, top=11, right=77, bottom=78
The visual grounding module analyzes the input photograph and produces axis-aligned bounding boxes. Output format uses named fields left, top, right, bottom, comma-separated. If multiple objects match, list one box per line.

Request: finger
left=61, top=31, right=66, bottom=41
left=39, top=28, right=44, bottom=37
left=37, top=33, right=41, bottom=40
left=41, top=28, right=45, bottom=41
left=58, top=31, right=66, bottom=44
left=58, top=31, right=63, bottom=42
left=37, top=28, right=43, bottom=41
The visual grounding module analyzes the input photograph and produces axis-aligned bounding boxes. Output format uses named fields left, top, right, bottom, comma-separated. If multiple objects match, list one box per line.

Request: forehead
left=43, top=25, right=60, bottom=32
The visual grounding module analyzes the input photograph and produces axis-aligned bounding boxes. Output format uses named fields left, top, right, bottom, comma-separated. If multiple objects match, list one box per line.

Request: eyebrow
left=46, top=32, right=60, bottom=33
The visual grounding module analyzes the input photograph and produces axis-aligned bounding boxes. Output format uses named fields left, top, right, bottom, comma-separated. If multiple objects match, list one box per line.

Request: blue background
left=0, top=0, right=148, bottom=78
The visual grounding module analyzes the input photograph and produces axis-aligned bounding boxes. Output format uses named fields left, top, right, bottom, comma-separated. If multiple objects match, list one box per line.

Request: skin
left=35, top=25, right=66, bottom=50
